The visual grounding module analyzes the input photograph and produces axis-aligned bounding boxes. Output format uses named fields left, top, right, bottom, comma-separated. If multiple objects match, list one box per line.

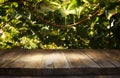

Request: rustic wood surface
left=0, top=75, right=120, bottom=78
left=0, top=49, right=120, bottom=76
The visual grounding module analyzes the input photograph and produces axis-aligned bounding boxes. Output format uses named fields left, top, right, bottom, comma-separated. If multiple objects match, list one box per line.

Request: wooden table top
left=0, top=49, right=120, bottom=76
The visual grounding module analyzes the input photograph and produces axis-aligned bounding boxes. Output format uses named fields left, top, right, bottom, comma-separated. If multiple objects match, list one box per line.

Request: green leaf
left=83, top=0, right=89, bottom=4
left=12, top=2, right=18, bottom=8
left=60, top=9, right=76, bottom=17
left=67, top=0, right=77, bottom=10
left=106, top=9, right=118, bottom=20
left=0, top=0, right=4, bottom=4
left=76, top=6, right=85, bottom=18
left=98, top=7, right=106, bottom=16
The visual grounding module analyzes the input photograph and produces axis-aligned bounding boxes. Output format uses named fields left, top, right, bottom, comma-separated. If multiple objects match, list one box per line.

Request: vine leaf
left=67, top=0, right=77, bottom=10
left=106, top=9, right=118, bottom=20
left=0, top=0, right=4, bottom=4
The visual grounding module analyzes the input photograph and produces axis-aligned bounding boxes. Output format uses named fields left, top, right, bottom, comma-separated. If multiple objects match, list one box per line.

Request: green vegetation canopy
left=0, top=0, right=120, bottom=49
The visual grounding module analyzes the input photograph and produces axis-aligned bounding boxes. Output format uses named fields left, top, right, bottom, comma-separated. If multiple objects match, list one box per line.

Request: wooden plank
left=39, top=50, right=69, bottom=68
left=94, top=49, right=120, bottom=67
left=52, top=52, right=69, bottom=68
left=64, top=50, right=86, bottom=68
left=0, top=49, right=28, bottom=68
left=6, top=49, right=33, bottom=68
left=102, top=50, right=120, bottom=67
left=105, top=50, right=120, bottom=61
left=0, top=49, right=33, bottom=68
left=13, top=49, right=44, bottom=68
left=7, top=50, right=26, bottom=68
left=0, top=75, right=120, bottom=78
left=0, top=49, right=8, bottom=55
left=40, top=51, right=54, bottom=68
left=64, top=50, right=100, bottom=68
left=82, top=49, right=115, bottom=67
left=0, top=49, right=23, bottom=68
left=78, top=50, right=100, bottom=67
left=0, top=49, right=13, bottom=56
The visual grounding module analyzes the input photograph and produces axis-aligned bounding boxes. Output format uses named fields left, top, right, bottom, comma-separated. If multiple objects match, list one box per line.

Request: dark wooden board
left=0, top=49, right=8, bottom=55
left=0, top=49, right=120, bottom=76
left=0, top=49, right=23, bottom=67
left=0, top=75, right=120, bottom=78
left=64, top=50, right=100, bottom=68
left=81, top=49, right=116, bottom=67
left=97, top=49, right=120, bottom=67
left=105, top=50, right=120, bottom=62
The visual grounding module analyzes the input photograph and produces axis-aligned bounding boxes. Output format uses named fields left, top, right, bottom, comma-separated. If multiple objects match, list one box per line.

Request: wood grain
left=64, top=50, right=100, bottom=68
left=0, top=75, right=120, bottom=78
left=8, top=49, right=44, bottom=68
left=0, top=49, right=22, bottom=68
left=97, top=49, right=120, bottom=67
left=81, top=49, right=115, bottom=67
left=0, top=49, right=120, bottom=76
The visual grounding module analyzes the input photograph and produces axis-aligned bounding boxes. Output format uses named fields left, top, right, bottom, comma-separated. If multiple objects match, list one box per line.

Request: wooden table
left=0, top=49, right=120, bottom=77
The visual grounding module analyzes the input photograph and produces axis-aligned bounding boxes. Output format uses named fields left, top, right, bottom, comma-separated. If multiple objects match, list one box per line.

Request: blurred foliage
left=0, top=0, right=120, bottom=49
